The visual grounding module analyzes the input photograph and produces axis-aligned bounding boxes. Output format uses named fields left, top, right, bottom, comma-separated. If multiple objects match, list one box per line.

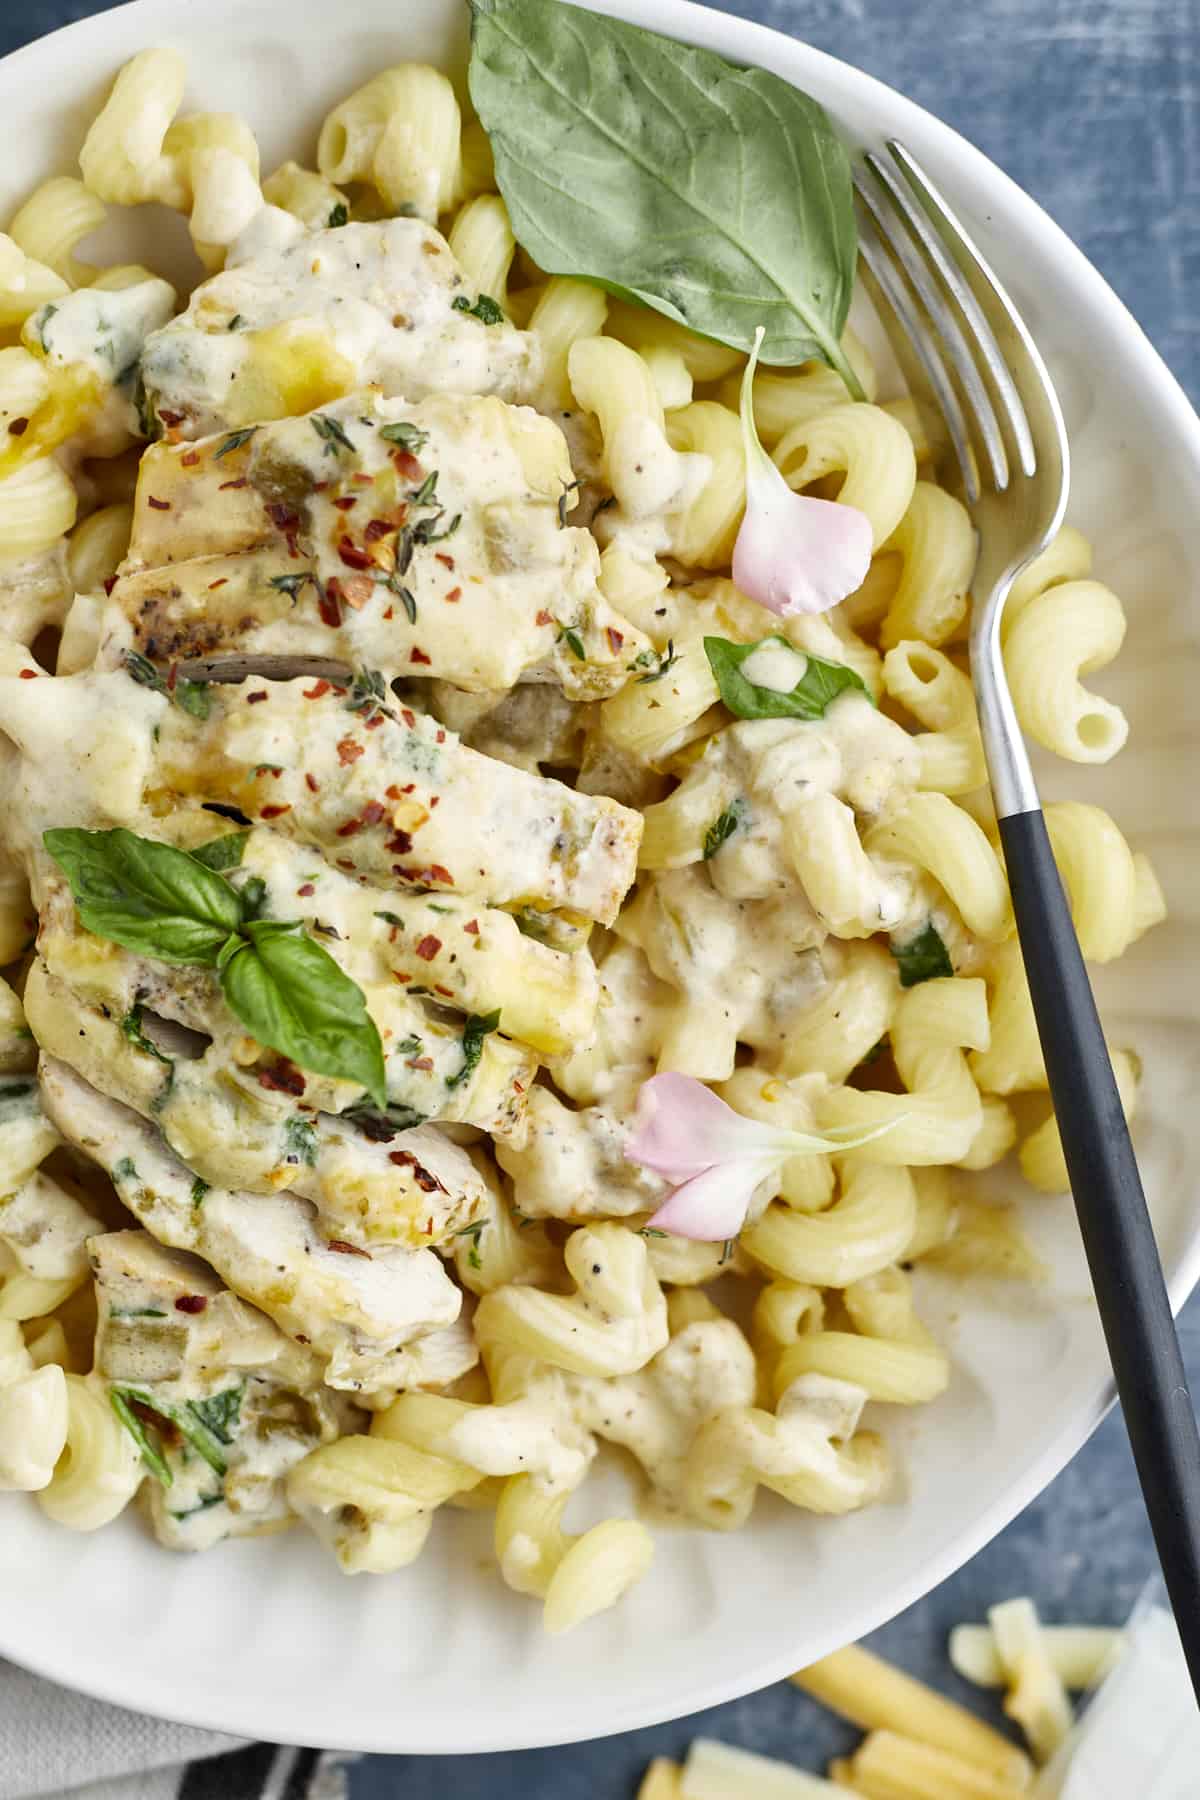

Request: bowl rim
left=1, top=0, right=1199, bottom=1754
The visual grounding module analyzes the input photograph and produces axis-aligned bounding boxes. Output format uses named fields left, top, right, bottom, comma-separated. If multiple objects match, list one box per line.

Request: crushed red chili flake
left=174, top=1294, right=207, bottom=1314
left=305, top=772, right=320, bottom=792
left=181, top=450, right=200, bottom=467
left=166, top=664, right=178, bottom=691
left=429, top=796, right=440, bottom=808
left=337, top=737, right=364, bottom=766
left=337, top=536, right=373, bottom=571
left=444, top=586, right=462, bottom=603
left=208, top=577, right=228, bottom=590
left=536, top=609, right=553, bottom=626
left=408, top=1056, right=434, bottom=1071
left=332, top=496, right=358, bottom=512
left=365, top=712, right=384, bottom=729
left=18, top=669, right=37, bottom=680
left=410, top=647, right=431, bottom=665
left=260, top=803, right=292, bottom=819
left=434, top=984, right=454, bottom=998
left=327, top=1239, right=372, bottom=1259
left=382, top=606, right=394, bottom=621
left=513, top=1081, right=525, bottom=1094
left=8, top=417, right=28, bottom=436
left=296, top=883, right=316, bottom=898
left=266, top=501, right=300, bottom=532
left=336, top=858, right=354, bottom=870
left=158, top=409, right=184, bottom=427
left=400, top=710, right=416, bottom=730
left=414, top=934, right=442, bottom=960
left=336, top=818, right=361, bottom=838
left=394, top=863, right=453, bottom=886
left=435, top=552, right=455, bottom=570
left=103, top=576, right=118, bottom=596
left=352, top=472, right=374, bottom=487
left=318, top=579, right=343, bottom=627
left=606, top=627, right=625, bottom=653
left=387, top=1150, right=446, bottom=1193
left=360, top=801, right=385, bottom=826
left=246, top=690, right=268, bottom=703
left=258, top=1062, right=305, bottom=1096
left=340, top=574, right=373, bottom=609
left=386, top=830, right=413, bottom=854
left=364, top=518, right=393, bottom=543
left=393, top=970, right=411, bottom=982
left=391, top=449, right=424, bottom=482
left=219, top=477, right=249, bottom=490
left=303, top=679, right=331, bottom=699
left=464, top=919, right=480, bottom=935
left=147, top=496, right=170, bottom=510
left=434, top=730, right=445, bottom=745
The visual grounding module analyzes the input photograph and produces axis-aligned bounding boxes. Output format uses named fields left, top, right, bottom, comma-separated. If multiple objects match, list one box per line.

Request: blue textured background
left=6, top=2, right=1198, bottom=1791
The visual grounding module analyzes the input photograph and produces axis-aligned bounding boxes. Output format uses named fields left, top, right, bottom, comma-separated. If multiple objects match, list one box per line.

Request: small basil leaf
left=702, top=797, right=748, bottom=860
left=44, top=827, right=244, bottom=965
left=219, top=922, right=387, bottom=1107
left=109, top=1387, right=172, bottom=1486
left=445, top=1009, right=501, bottom=1091
left=186, top=1385, right=243, bottom=1448
left=890, top=921, right=953, bottom=988
left=704, top=635, right=869, bottom=722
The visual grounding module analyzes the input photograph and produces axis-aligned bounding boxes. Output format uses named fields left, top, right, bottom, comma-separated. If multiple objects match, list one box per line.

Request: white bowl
left=1, top=0, right=1198, bottom=1756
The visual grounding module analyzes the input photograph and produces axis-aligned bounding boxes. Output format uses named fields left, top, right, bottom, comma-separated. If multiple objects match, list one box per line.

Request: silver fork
left=855, top=141, right=1200, bottom=1699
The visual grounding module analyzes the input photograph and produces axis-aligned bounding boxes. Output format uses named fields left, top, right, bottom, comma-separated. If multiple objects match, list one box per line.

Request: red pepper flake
left=208, top=577, right=228, bottom=590
left=336, top=818, right=361, bottom=838
left=174, top=1294, right=207, bottom=1314
left=103, top=576, right=118, bottom=596
left=425, top=1218, right=433, bottom=1236
left=513, top=1081, right=525, bottom=1094
left=400, top=711, right=416, bottom=730
left=387, top=1150, right=446, bottom=1194
left=303, top=679, right=331, bottom=699
left=410, top=647, right=431, bottom=665
left=181, top=450, right=200, bottom=467
left=165, top=664, right=179, bottom=691
left=261, top=803, right=292, bottom=819
left=158, top=409, right=184, bottom=427
left=147, top=496, right=170, bottom=510
left=352, top=472, right=375, bottom=487
left=606, top=627, right=625, bottom=653
left=246, top=690, right=268, bottom=703
left=364, top=517, right=393, bottom=543
left=382, top=606, right=394, bottom=621
left=219, top=477, right=249, bottom=491
left=305, top=772, right=320, bottom=793
left=433, top=984, right=454, bottom=998
left=444, top=586, right=462, bottom=603
left=408, top=1055, right=434, bottom=1071
left=258, top=1061, right=305, bottom=1096
left=266, top=501, right=300, bottom=533
left=392, top=449, right=424, bottom=482
left=360, top=801, right=385, bottom=826
left=393, top=970, right=412, bottom=982
left=8, top=417, right=28, bottom=437
left=337, top=737, right=364, bottom=766
left=435, top=552, right=455, bottom=570
left=536, top=609, right=553, bottom=626
left=464, top=919, right=479, bottom=935
left=394, top=863, right=453, bottom=886
left=318, top=578, right=343, bottom=628
left=435, top=730, right=445, bottom=745
left=340, top=574, right=373, bottom=609
left=297, top=883, right=315, bottom=897
left=386, top=830, right=413, bottom=854
left=18, top=669, right=37, bottom=680
left=429, top=795, right=440, bottom=809
left=365, top=713, right=384, bottom=729
left=336, top=858, right=354, bottom=871
left=337, top=535, right=373, bottom=571
left=327, top=1238, right=372, bottom=1259
left=415, top=935, right=442, bottom=961
left=332, top=496, right=358, bottom=512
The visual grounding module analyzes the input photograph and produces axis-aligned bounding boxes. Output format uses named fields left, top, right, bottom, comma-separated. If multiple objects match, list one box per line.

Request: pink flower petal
left=732, top=326, right=874, bottom=619
left=645, top=1161, right=768, bottom=1242
left=624, top=1072, right=790, bottom=1183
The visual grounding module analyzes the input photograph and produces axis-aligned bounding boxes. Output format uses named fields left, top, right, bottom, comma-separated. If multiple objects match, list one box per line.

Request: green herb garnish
left=190, top=1177, right=209, bottom=1208
left=213, top=426, right=258, bottom=460
left=328, top=202, right=350, bottom=227
left=704, top=636, right=869, bottom=721
left=311, top=412, right=356, bottom=456
left=445, top=1009, right=501, bottom=1091
left=454, top=1220, right=488, bottom=1269
left=191, top=832, right=248, bottom=873
left=555, top=620, right=586, bottom=661
left=283, top=1115, right=318, bottom=1168
left=889, top=922, right=953, bottom=989
left=123, top=650, right=212, bottom=721
left=379, top=421, right=429, bottom=452
left=702, top=797, right=748, bottom=860
left=636, top=640, right=678, bottom=684
left=451, top=292, right=505, bottom=324
left=110, top=1387, right=172, bottom=1486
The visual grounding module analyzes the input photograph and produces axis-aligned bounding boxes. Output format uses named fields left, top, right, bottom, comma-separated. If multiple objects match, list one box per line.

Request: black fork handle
left=1000, top=808, right=1200, bottom=1700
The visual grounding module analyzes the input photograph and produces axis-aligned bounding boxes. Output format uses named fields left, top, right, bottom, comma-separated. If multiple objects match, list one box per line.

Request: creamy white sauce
left=738, top=639, right=809, bottom=694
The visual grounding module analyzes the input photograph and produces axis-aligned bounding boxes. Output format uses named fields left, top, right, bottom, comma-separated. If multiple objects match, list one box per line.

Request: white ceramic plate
left=1, top=0, right=1197, bottom=1755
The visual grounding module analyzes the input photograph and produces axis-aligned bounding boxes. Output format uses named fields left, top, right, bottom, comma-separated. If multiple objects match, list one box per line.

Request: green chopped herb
left=345, top=668, right=393, bottom=718
left=450, top=292, right=505, bottom=325
left=445, top=1009, right=501, bottom=1091
left=190, top=1177, right=209, bottom=1208
left=170, top=1489, right=225, bottom=1521
left=227, top=314, right=244, bottom=331
left=110, top=1387, right=172, bottom=1486
left=328, top=202, right=350, bottom=227
left=311, top=412, right=356, bottom=456
left=703, top=796, right=748, bottom=860
left=638, top=1227, right=668, bottom=1239
left=890, top=921, right=953, bottom=989
left=109, top=1307, right=167, bottom=1319
left=411, top=469, right=439, bottom=506
left=555, top=620, right=586, bottom=661
left=37, top=304, right=58, bottom=354
left=214, top=426, right=259, bottom=460
left=186, top=1386, right=243, bottom=1448
left=268, top=572, right=315, bottom=602
left=374, top=911, right=404, bottom=927
left=283, top=1115, right=319, bottom=1168
left=122, top=649, right=211, bottom=720
left=636, top=640, right=678, bottom=684
left=379, top=421, right=429, bottom=452
left=704, top=635, right=869, bottom=721
left=113, top=1157, right=138, bottom=1184
left=412, top=510, right=460, bottom=545
left=191, top=832, right=248, bottom=872
left=454, top=1219, right=487, bottom=1269
left=131, top=367, right=158, bottom=441
left=396, top=1034, right=423, bottom=1056
left=344, top=1100, right=428, bottom=1142
left=120, top=1005, right=174, bottom=1075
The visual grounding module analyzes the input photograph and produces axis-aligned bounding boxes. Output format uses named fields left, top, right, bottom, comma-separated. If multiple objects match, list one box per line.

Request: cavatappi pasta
left=0, top=47, right=1164, bottom=1633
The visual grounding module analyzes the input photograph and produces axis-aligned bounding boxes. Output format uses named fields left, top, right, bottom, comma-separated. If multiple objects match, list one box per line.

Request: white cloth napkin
left=0, top=1663, right=352, bottom=1800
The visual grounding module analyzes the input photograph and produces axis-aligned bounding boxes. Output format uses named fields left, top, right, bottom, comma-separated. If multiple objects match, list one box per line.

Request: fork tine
left=880, top=143, right=1038, bottom=478
left=854, top=205, right=981, bottom=504
left=856, top=161, right=1009, bottom=494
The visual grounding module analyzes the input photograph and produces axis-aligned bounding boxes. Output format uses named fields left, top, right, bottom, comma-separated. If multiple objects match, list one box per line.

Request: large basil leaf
left=219, top=921, right=387, bottom=1107
left=44, top=828, right=243, bottom=965
left=704, top=635, right=869, bottom=721
left=468, top=0, right=860, bottom=383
